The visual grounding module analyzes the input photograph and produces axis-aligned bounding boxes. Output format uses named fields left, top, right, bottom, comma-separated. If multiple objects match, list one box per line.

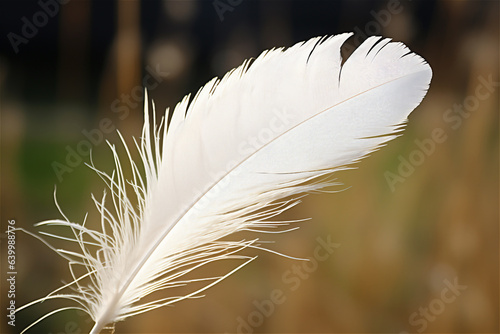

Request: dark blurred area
left=0, top=0, right=498, bottom=333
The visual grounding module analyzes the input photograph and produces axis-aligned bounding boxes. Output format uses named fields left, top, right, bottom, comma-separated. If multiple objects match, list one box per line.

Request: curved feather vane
left=19, top=33, right=431, bottom=333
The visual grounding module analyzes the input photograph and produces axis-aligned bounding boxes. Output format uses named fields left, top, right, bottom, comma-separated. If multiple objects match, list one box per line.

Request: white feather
left=19, top=33, right=431, bottom=333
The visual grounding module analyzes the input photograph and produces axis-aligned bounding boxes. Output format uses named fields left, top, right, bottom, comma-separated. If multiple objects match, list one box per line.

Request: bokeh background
left=1, top=0, right=498, bottom=333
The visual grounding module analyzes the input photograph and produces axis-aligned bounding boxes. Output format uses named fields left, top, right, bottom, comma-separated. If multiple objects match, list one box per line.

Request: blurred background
left=0, top=0, right=498, bottom=333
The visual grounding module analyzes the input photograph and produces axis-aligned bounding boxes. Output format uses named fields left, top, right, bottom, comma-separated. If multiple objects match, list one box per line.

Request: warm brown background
left=1, top=0, right=498, bottom=333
